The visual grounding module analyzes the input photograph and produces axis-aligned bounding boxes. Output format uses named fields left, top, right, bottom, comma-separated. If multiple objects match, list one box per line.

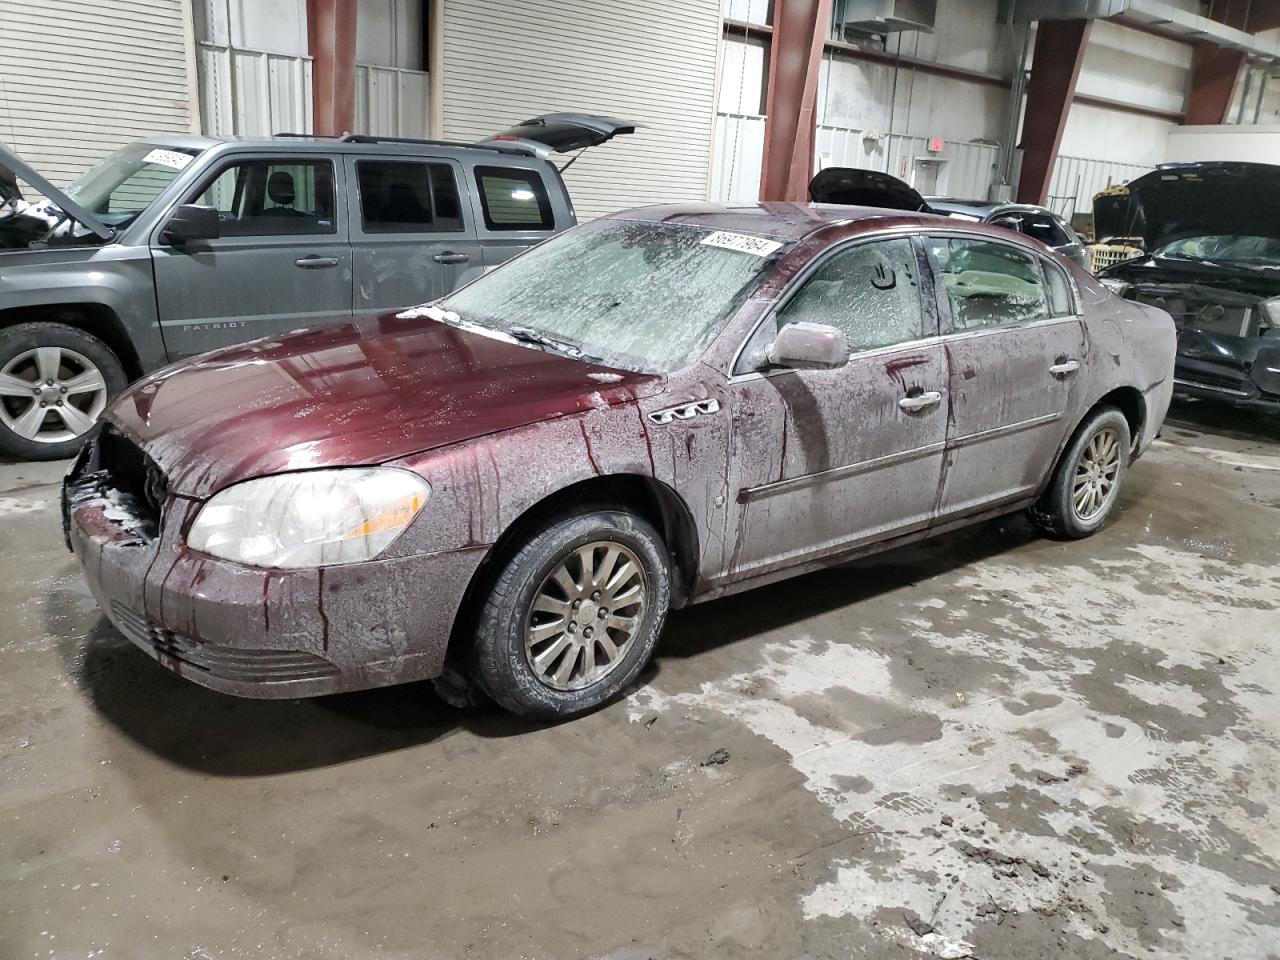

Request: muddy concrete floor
left=2, top=399, right=1279, bottom=960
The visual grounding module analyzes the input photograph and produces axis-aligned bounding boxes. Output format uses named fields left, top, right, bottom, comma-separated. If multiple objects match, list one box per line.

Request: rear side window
left=356, top=160, right=464, bottom=233
left=475, top=166, right=553, bottom=231
left=1043, top=260, right=1075, bottom=316
left=1021, top=214, right=1070, bottom=248
left=190, top=159, right=336, bottom=237
left=929, top=237, right=1050, bottom=331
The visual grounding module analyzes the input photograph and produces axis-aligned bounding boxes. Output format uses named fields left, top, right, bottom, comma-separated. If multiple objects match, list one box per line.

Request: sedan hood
left=106, top=312, right=662, bottom=499
left=1094, top=162, right=1280, bottom=250
left=808, top=167, right=930, bottom=212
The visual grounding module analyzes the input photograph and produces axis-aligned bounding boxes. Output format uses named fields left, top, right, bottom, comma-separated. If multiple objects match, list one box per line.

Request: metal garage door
left=439, top=0, right=722, bottom=220
left=0, top=0, right=196, bottom=187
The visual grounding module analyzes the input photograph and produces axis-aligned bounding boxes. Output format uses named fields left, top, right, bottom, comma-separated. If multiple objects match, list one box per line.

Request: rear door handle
left=899, top=391, right=943, bottom=412
left=432, top=252, right=471, bottom=265
left=295, top=256, right=339, bottom=269
left=1050, top=359, right=1081, bottom=376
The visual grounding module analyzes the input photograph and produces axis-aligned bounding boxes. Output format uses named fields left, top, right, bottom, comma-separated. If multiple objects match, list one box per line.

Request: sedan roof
left=606, top=201, right=952, bottom=242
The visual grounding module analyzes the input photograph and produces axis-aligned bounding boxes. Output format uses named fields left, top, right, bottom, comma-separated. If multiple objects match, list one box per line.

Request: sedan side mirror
left=161, top=204, right=221, bottom=245
left=766, top=322, right=851, bottom=370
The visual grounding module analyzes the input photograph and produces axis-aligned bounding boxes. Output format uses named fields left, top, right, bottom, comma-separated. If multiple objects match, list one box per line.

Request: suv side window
left=474, top=165, right=554, bottom=231
left=929, top=237, right=1050, bottom=331
left=191, top=159, right=336, bottom=237
left=1043, top=259, right=1075, bottom=317
left=355, top=160, right=464, bottom=233
left=774, top=238, right=926, bottom=352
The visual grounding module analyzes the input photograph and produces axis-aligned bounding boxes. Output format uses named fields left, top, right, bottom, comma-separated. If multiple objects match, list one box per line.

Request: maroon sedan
left=64, top=203, right=1175, bottom=718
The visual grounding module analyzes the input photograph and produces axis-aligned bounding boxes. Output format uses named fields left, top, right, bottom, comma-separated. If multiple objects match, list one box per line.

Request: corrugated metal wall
left=1048, top=154, right=1153, bottom=222
left=0, top=0, right=195, bottom=186
left=355, top=65, right=429, bottom=138
left=198, top=44, right=312, bottom=137
left=713, top=113, right=1001, bottom=205
left=440, top=0, right=722, bottom=220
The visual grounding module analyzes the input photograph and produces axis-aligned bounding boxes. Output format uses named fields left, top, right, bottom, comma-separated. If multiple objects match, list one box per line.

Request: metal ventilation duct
left=1010, top=0, right=1280, bottom=61
left=842, top=0, right=937, bottom=34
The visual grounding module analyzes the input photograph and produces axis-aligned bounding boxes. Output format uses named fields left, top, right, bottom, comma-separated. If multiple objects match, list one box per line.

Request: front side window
left=929, top=237, right=1050, bottom=331
left=190, top=159, right=336, bottom=237
left=474, top=165, right=554, bottom=231
left=438, top=219, right=784, bottom=372
left=356, top=160, right=463, bottom=233
left=774, top=238, right=926, bottom=352
left=65, top=143, right=203, bottom=229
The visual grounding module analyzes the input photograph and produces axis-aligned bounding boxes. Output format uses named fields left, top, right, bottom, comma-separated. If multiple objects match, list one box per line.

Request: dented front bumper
left=63, top=442, right=486, bottom=699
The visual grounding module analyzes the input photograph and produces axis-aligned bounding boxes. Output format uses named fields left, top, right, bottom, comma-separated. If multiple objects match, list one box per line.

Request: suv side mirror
left=766, top=322, right=851, bottom=370
left=161, top=205, right=220, bottom=245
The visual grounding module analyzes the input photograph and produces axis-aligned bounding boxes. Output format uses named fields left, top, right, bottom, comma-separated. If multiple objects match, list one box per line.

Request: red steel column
left=308, top=0, right=358, bottom=136
left=1016, top=19, right=1091, bottom=205
left=1185, top=0, right=1251, bottom=125
left=759, top=0, right=834, bottom=202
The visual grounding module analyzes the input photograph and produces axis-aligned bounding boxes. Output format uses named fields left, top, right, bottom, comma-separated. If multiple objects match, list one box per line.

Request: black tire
left=1030, top=406, right=1132, bottom=540
left=472, top=507, right=671, bottom=720
left=0, top=322, right=127, bottom=461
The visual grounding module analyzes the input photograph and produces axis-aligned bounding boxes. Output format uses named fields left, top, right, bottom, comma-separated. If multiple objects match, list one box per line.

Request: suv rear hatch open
left=479, top=112, right=636, bottom=161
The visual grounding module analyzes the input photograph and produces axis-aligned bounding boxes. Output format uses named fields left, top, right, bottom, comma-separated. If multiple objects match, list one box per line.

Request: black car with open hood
left=1097, top=162, right=1280, bottom=411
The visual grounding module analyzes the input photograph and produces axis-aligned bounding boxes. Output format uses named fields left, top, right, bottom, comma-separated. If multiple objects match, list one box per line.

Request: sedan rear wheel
left=1030, top=406, right=1132, bottom=539
left=472, top=508, right=670, bottom=719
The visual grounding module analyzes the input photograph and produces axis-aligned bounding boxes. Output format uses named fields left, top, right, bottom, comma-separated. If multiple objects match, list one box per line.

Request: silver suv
left=0, top=113, right=632, bottom=459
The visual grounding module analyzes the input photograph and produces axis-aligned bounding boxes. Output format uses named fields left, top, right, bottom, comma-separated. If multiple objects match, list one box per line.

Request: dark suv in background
left=0, top=113, right=633, bottom=459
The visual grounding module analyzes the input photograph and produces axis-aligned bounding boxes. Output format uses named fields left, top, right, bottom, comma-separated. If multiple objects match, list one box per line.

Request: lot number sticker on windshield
left=142, top=149, right=194, bottom=171
left=700, top=231, right=782, bottom=257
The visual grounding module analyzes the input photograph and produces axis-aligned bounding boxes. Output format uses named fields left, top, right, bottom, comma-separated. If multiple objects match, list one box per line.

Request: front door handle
left=899, top=391, right=943, bottom=412
left=295, top=256, right=339, bottom=269
left=1050, top=359, right=1081, bottom=377
left=432, top=251, right=471, bottom=265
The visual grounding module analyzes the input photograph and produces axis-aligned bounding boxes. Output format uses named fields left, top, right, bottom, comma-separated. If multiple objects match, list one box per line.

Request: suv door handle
left=433, top=252, right=471, bottom=265
left=1050, top=359, right=1081, bottom=377
left=899, top=391, right=942, bottom=412
left=295, top=256, right=339, bottom=269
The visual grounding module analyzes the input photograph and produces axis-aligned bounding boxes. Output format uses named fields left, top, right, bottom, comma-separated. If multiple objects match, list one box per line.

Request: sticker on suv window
left=700, top=231, right=782, bottom=257
left=142, top=149, right=194, bottom=171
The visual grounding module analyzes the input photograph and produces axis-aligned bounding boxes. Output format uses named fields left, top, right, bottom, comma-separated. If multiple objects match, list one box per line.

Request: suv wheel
left=0, top=323, right=126, bottom=461
left=1030, top=406, right=1131, bottom=539
left=472, top=508, right=671, bottom=719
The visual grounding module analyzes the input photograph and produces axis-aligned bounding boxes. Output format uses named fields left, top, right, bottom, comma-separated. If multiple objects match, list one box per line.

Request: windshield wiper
left=506, top=326, right=613, bottom=367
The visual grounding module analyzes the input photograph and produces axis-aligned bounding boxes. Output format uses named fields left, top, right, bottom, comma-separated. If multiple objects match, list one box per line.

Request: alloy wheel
left=0, top=346, right=108, bottom=444
left=525, top=540, right=647, bottom=692
left=1072, top=426, right=1122, bottom=523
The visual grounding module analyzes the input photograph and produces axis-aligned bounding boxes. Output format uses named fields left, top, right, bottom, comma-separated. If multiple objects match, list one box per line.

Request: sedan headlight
left=188, top=468, right=431, bottom=568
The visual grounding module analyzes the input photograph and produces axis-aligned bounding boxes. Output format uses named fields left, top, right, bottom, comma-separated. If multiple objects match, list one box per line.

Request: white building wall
left=440, top=0, right=723, bottom=220
left=0, top=0, right=197, bottom=186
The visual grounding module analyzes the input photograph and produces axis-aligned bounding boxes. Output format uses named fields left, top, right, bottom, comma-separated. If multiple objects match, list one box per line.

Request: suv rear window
left=356, top=160, right=464, bottom=233
left=474, top=166, right=553, bottom=231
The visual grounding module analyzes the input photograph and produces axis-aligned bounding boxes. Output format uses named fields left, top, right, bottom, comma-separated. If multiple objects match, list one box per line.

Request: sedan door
left=927, top=235, right=1086, bottom=519
left=151, top=155, right=352, bottom=358
left=726, top=235, right=948, bottom=578
left=347, top=156, right=484, bottom=312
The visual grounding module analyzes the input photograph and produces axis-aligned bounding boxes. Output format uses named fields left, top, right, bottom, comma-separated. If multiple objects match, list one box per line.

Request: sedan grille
left=111, top=603, right=339, bottom=683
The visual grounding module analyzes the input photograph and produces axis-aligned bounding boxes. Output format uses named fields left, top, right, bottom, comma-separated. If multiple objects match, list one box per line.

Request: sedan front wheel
left=472, top=508, right=671, bottom=719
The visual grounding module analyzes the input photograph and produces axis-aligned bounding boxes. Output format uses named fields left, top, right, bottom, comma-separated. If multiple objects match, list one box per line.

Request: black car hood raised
left=809, top=167, right=930, bottom=212
left=1095, top=162, right=1280, bottom=250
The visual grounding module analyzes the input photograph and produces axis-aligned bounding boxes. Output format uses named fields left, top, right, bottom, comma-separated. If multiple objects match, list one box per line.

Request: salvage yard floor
left=2, top=400, right=1279, bottom=960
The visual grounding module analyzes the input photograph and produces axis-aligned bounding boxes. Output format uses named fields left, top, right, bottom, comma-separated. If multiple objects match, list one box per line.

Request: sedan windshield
left=438, top=219, right=786, bottom=372
left=64, top=142, right=202, bottom=230
left=1156, top=235, right=1280, bottom=267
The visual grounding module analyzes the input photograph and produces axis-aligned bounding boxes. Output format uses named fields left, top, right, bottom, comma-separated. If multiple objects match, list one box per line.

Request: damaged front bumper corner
left=63, top=440, right=487, bottom=699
